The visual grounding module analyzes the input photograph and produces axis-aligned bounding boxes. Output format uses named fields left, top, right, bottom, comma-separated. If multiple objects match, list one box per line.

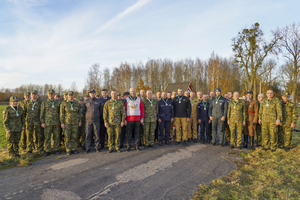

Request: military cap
left=31, top=90, right=38, bottom=94
left=78, top=97, right=84, bottom=101
left=24, top=92, right=30, bottom=96
left=55, top=93, right=60, bottom=97
left=215, top=88, right=221, bottom=93
left=48, top=89, right=55, bottom=94
left=89, top=89, right=96, bottom=93
left=10, top=96, right=18, bottom=101
left=84, top=93, right=89, bottom=97
left=282, top=92, right=289, bottom=97
left=123, top=92, right=130, bottom=96
left=117, top=93, right=121, bottom=96
left=67, top=91, right=74, bottom=96
left=96, top=92, right=100, bottom=97
left=245, top=91, right=253, bottom=95
left=63, top=92, right=67, bottom=96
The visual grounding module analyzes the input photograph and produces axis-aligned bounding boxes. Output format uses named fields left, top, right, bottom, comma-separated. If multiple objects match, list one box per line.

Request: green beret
left=68, top=91, right=74, bottom=96
left=48, top=89, right=55, bottom=94
left=10, top=96, right=18, bottom=101
left=31, top=90, right=38, bottom=94
left=24, top=92, right=30, bottom=96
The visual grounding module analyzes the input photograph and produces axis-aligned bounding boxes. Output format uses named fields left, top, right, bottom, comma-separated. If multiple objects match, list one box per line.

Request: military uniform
left=244, top=98, right=259, bottom=149
left=278, top=94, right=298, bottom=149
left=169, top=97, right=175, bottom=140
left=187, top=98, right=200, bottom=141
left=224, top=98, right=232, bottom=144
left=24, top=94, right=43, bottom=152
left=256, top=102, right=263, bottom=146
left=227, top=99, right=246, bottom=148
left=143, top=98, right=158, bottom=146
left=103, top=99, right=126, bottom=151
left=60, top=94, right=81, bottom=153
left=3, top=97, right=25, bottom=157
left=19, top=92, right=30, bottom=150
left=259, top=97, right=282, bottom=151
left=40, top=90, right=61, bottom=153
left=78, top=99, right=86, bottom=149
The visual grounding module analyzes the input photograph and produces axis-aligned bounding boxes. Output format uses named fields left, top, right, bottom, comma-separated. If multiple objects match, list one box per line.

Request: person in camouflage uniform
left=19, top=92, right=30, bottom=150
left=227, top=92, right=246, bottom=149
left=258, top=90, right=282, bottom=152
left=187, top=92, right=200, bottom=142
left=143, top=90, right=158, bottom=148
left=54, top=93, right=61, bottom=101
left=256, top=93, right=264, bottom=147
left=23, top=90, right=43, bottom=153
left=77, top=97, right=86, bottom=150
left=224, top=91, right=233, bottom=145
left=3, top=96, right=25, bottom=158
left=40, top=89, right=61, bottom=156
left=278, top=92, right=298, bottom=150
left=103, top=90, right=126, bottom=153
left=60, top=91, right=81, bottom=155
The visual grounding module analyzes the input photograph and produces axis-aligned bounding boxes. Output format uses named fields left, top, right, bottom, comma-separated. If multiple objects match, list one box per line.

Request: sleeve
left=292, top=103, right=298, bottom=124
left=140, top=100, right=145, bottom=119
left=82, top=102, right=87, bottom=117
left=157, top=102, right=161, bottom=120
left=223, top=99, right=228, bottom=118
left=243, top=102, right=246, bottom=122
left=21, top=107, right=25, bottom=128
left=276, top=101, right=282, bottom=121
left=3, top=108, right=10, bottom=131
left=40, top=102, right=45, bottom=124
left=103, top=103, right=108, bottom=124
left=187, top=99, right=191, bottom=118
left=125, top=102, right=127, bottom=117
left=227, top=103, right=231, bottom=120
left=60, top=102, right=65, bottom=124
left=253, top=101, right=259, bottom=123
left=209, top=100, right=213, bottom=117
left=121, top=103, right=126, bottom=122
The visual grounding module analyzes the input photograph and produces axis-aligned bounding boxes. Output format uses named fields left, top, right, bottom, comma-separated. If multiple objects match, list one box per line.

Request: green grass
left=0, top=105, right=8, bottom=147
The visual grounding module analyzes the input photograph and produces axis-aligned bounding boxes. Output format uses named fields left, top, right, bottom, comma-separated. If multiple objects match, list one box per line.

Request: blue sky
left=0, top=0, right=299, bottom=91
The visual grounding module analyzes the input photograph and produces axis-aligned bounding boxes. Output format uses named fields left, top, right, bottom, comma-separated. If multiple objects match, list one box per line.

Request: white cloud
left=8, top=0, right=52, bottom=7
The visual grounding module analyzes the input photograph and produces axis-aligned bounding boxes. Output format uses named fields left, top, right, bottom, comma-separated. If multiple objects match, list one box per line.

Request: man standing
left=187, top=92, right=199, bottom=142
left=227, top=92, right=246, bottom=149
left=82, top=89, right=103, bottom=153
left=209, top=91, right=215, bottom=101
left=158, top=92, right=174, bottom=145
left=244, top=91, right=259, bottom=150
left=120, top=92, right=130, bottom=148
left=24, top=90, right=43, bottom=154
left=197, top=91, right=203, bottom=101
left=155, top=91, right=162, bottom=142
left=54, top=93, right=61, bottom=101
left=184, top=91, right=189, bottom=98
left=40, top=89, right=61, bottom=156
left=278, top=92, right=298, bottom=150
left=256, top=93, right=265, bottom=147
left=170, top=91, right=177, bottom=140
left=209, top=88, right=228, bottom=146
left=63, top=92, right=68, bottom=101
left=224, top=91, right=233, bottom=145
left=125, top=88, right=144, bottom=151
left=143, top=90, right=158, bottom=148
left=140, top=90, right=145, bottom=100
left=258, top=90, right=282, bottom=152
left=198, top=95, right=211, bottom=143
left=77, top=97, right=86, bottom=150
left=227, top=91, right=233, bottom=100
left=60, top=91, right=81, bottom=155
left=19, top=92, right=30, bottom=151
left=100, top=89, right=111, bottom=149
left=103, top=90, right=125, bottom=153
left=172, top=88, right=191, bottom=145
left=156, top=91, right=161, bottom=100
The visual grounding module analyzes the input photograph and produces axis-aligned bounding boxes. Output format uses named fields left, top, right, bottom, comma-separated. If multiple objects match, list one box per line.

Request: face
left=210, top=92, right=215, bottom=98
left=84, top=96, right=89, bottom=101
left=89, top=92, right=95, bottom=98
left=102, top=91, right=108, bottom=98
left=190, top=92, right=195, bottom=98
left=266, top=90, right=274, bottom=99
left=24, top=95, right=30, bottom=100
left=79, top=100, right=83, bottom=106
left=55, top=96, right=60, bottom=100
left=178, top=89, right=183, bottom=96
left=130, top=88, right=136, bottom=97
left=258, top=94, right=264, bottom=102
left=156, top=92, right=161, bottom=98
left=233, top=92, right=240, bottom=101
left=48, top=93, right=55, bottom=100
left=117, top=95, right=121, bottom=100
left=140, top=90, right=145, bottom=97
left=111, top=91, right=117, bottom=100
left=227, top=92, right=233, bottom=99
left=64, top=95, right=68, bottom=100
left=68, top=95, right=74, bottom=101
left=124, top=95, right=129, bottom=99
left=246, top=93, right=253, bottom=100
left=147, top=91, right=153, bottom=99
left=11, top=100, right=18, bottom=107
left=167, top=93, right=171, bottom=99
left=216, top=90, right=221, bottom=97
left=202, top=95, right=207, bottom=102
left=31, top=93, right=38, bottom=101
left=152, top=95, right=157, bottom=100
left=162, top=92, right=167, bottom=99
left=197, top=92, right=202, bottom=99
left=282, top=96, right=289, bottom=102
left=224, top=94, right=228, bottom=99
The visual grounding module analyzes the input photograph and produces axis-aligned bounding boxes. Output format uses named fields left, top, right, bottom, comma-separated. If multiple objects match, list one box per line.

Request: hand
left=105, top=122, right=109, bottom=128
left=158, top=119, right=161, bottom=123
left=186, top=118, right=190, bottom=122
left=6, top=130, right=10, bottom=134
left=221, top=116, right=225, bottom=121
left=79, top=122, right=82, bottom=127
left=61, top=123, right=65, bottom=129
left=120, top=121, right=124, bottom=127
left=210, top=117, right=213, bottom=121
left=291, top=123, right=295, bottom=128
left=124, top=120, right=127, bottom=126
left=227, top=121, right=230, bottom=125
left=258, top=120, right=262, bottom=125
left=276, top=120, right=280, bottom=126
left=243, top=121, right=246, bottom=126
left=140, top=118, right=144, bottom=125
left=198, top=119, right=201, bottom=124
left=209, top=120, right=211, bottom=124
left=41, top=123, right=46, bottom=128
left=171, top=118, right=174, bottom=122
left=22, top=127, right=25, bottom=131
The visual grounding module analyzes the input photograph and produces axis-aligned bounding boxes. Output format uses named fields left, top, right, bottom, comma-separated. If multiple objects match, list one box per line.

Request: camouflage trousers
left=44, top=125, right=60, bottom=152
left=278, top=125, right=293, bottom=148
left=107, top=125, right=121, bottom=150
left=224, top=118, right=231, bottom=143
left=77, top=125, right=86, bottom=147
left=7, top=131, right=21, bottom=155
left=64, top=124, right=78, bottom=152
left=175, top=117, right=188, bottom=142
left=20, top=125, right=27, bottom=150
left=187, top=115, right=198, bottom=140
left=144, top=122, right=157, bottom=146
left=26, top=124, right=43, bottom=152
left=229, top=122, right=243, bottom=147
left=255, top=123, right=262, bottom=146
left=262, top=122, right=278, bottom=150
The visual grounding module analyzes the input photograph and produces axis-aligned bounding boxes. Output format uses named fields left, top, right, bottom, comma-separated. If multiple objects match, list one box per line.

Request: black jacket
left=197, top=101, right=210, bottom=121
left=158, top=98, right=174, bottom=121
left=82, top=97, right=103, bottom=122
left=172, top=95, right=191, bottom=118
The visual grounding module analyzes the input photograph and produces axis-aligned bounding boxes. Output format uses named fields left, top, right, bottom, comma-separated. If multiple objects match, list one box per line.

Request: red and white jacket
left=125, top=96, right=144, bottom=121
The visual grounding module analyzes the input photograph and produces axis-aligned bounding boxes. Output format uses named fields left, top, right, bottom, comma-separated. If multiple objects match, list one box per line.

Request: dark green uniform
left=78, top=105, right=86, bottom=148
left=143, top=98, right=158, bottom=146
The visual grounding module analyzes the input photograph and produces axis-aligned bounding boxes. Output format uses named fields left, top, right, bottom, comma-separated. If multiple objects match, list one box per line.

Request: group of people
left=2, top=86, right=298, bottom=158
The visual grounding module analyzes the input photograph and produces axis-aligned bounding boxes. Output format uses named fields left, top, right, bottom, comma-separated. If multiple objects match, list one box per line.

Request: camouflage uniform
left=187, top=98, right=200, bottom=140
left=60, top=98, right=81, bottom=152
left=24, top=98, right=43, bottom=152
left=227, top=99, right=246, bottom=147
left=18, top=93, right=30, bottom=150
left=259, top=97, right=282, bottom=150
left=3, top=97, right=25, bottom=156
left=78, top=105, right=86, bottom=147
left=143, top=98, right=158, bottom=146
left=278, top=98, right=298, bottom=148
left=103, top=99, right=126, bottom=151
left=40, top=93, right=61, bottom=153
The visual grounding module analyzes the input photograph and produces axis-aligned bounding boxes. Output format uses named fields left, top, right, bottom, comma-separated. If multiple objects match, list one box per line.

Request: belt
left=248, top=112, right=255, bottom=114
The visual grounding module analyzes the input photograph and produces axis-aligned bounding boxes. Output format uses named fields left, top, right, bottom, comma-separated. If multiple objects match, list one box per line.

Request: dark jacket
left=82, top=97, right=103, bottom=122
left=157, top=98, right=174, bottom=121
left=209, top=95, right=228, bottom=118
left=197, top=101, right=210, bottom=121
left=172, top=95, right=191, bottom=118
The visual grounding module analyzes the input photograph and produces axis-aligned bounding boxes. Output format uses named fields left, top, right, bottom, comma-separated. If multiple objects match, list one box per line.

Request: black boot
left=250, top=136, right=255, bottom=150
left=243, top=135, right=248, bottom=149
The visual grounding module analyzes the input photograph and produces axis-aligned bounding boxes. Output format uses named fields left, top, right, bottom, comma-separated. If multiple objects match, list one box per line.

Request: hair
left=167, top=91, right=171, bottom=94
left=101, top=89, right=108, bottom=92
left=111, top=89, right=116, bottom=92
left=227, top=91, right=233, bottom=95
